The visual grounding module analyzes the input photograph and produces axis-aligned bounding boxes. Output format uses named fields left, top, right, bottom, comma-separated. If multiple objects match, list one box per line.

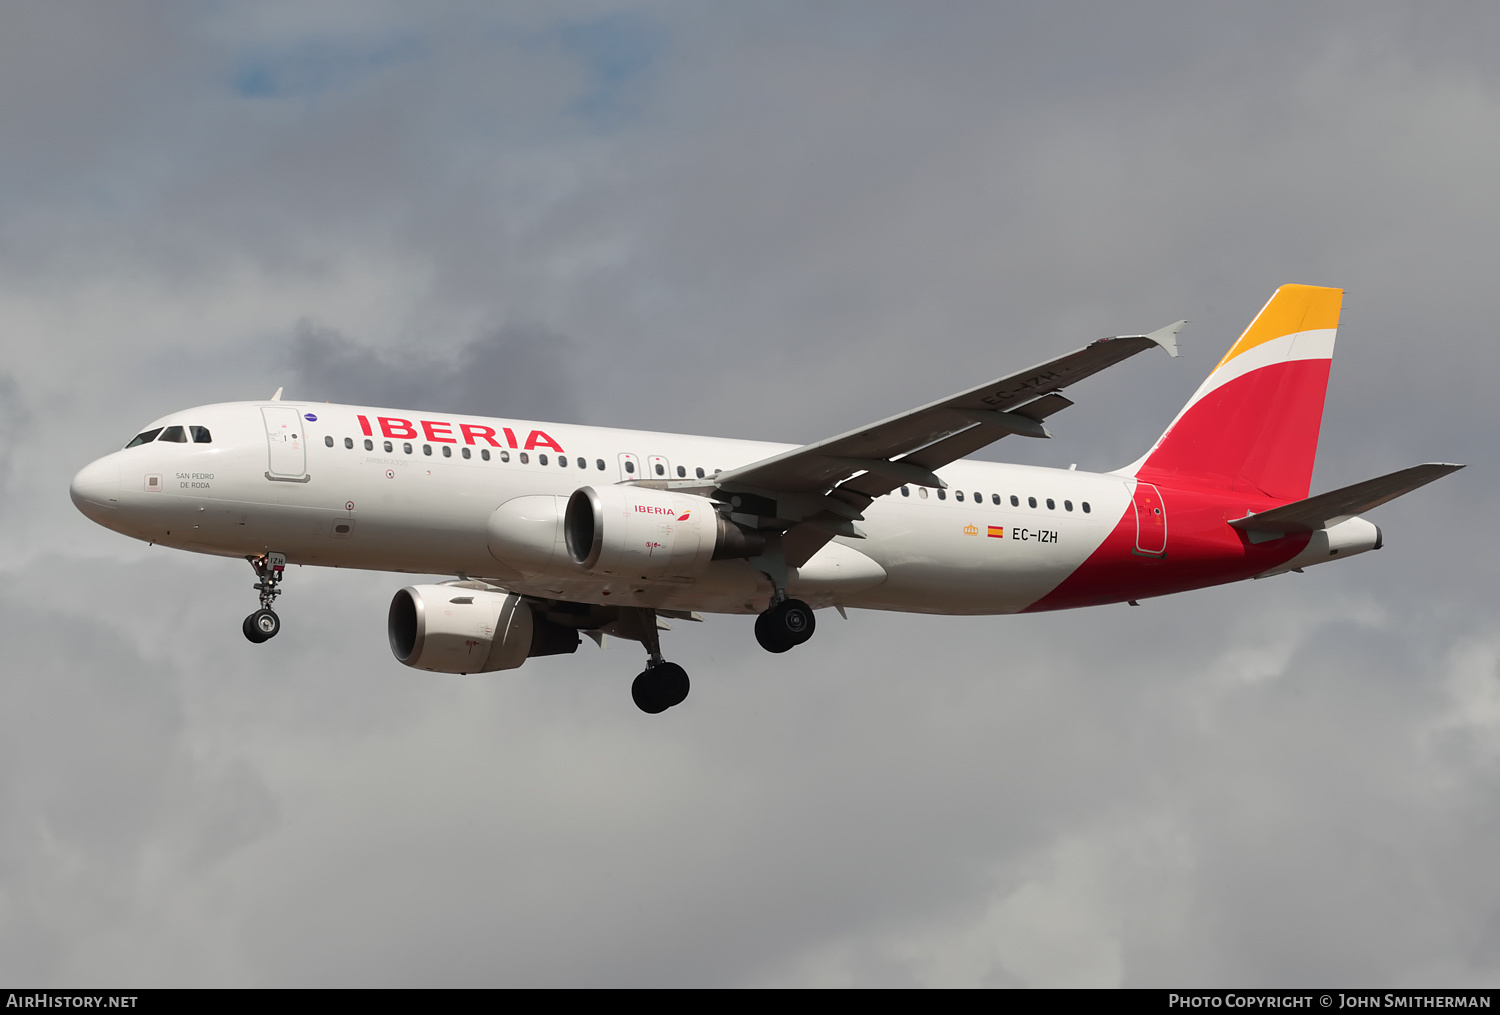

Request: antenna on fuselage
left=270, top=387, right=283, bottom=401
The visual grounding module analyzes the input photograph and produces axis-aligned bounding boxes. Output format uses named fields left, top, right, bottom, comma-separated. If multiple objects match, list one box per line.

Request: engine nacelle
left=564, top=486, right=764, bottom=578
left=388, top=585, right=578, bottom=674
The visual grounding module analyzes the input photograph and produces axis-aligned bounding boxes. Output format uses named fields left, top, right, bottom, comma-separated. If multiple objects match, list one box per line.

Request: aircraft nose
left=70, top=457, right=120, bottom=518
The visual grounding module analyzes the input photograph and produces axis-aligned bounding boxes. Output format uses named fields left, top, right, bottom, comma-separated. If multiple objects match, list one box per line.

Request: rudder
left=1128, top=284, right=1342, bottom=502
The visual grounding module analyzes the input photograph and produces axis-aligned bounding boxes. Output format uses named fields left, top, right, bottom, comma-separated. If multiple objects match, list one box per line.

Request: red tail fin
left=1129, top=285, right=1342, bottom=502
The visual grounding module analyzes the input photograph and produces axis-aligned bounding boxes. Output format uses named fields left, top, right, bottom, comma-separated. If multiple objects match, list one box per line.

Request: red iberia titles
left=355, top=415, right=563, bottom=452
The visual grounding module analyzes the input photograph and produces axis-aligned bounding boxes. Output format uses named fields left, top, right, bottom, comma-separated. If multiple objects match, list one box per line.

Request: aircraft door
left=1132, top=481, right=1167, bottom=557
left=618, top=453, right=640, bottom=482
left=647, top=455, right=671, bottom=480
left=262, top=406, right=309, bottom=481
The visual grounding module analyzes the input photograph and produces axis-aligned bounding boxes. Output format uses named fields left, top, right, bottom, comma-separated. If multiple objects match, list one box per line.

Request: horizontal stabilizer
left=1229, top=463, right=1465, bottom=535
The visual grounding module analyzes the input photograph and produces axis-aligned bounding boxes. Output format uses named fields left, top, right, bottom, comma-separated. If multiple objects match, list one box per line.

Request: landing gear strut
left=626, top=607, right=690, bottom=714
left=243, top=552, right=286, bottom=644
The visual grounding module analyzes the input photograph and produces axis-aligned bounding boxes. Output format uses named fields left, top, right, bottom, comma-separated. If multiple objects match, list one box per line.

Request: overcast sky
left=2, top=1, right=1496, bottom=987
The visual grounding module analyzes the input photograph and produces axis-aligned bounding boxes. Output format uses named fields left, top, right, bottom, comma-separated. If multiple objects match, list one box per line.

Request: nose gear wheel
left=242, top=608, right=280, bottom=643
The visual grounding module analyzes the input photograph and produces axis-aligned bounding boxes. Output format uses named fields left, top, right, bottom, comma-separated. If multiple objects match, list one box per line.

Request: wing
left=709, top=321, right=1185, bottom=565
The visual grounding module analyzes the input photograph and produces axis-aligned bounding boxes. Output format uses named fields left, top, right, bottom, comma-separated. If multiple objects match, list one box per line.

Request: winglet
left=1142, top=320, right=1185, bottom=358
left=270, top=387, right=283, bottom=401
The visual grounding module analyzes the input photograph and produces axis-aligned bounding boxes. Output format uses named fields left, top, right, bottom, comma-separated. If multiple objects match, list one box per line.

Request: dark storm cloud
left=287, top=320, right=583, bottom=422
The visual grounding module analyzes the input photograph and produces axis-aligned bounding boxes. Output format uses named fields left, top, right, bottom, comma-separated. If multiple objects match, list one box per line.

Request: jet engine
left=388, top=585, right=579, bottom=674
left=564, top=485, right=765, bottom=579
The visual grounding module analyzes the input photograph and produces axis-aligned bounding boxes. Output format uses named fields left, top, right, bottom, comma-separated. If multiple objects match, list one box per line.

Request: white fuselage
left=71, top=400, right=1134, bottom=616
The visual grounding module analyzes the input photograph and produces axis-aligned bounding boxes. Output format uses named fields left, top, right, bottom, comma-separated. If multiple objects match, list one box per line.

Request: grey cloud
left=0, top=564, right=279, bottom=984
left=288, top=319, right=583, bottom=423
left=0, top=374, right=30, bottom=506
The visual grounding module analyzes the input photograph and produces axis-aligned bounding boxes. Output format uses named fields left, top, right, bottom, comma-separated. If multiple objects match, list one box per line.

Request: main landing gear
left=754, top=597, right=816, bottom=653
left=626, top=607, right=691, bottom=714
left=748, top=545, right=817, bottom=654
left=242, top=552, right=286, bottom=644
left=632, top=662, right=689, bottom=715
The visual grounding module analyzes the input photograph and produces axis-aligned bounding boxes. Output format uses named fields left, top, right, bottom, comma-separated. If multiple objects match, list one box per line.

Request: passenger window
left=577, top=458, right=585, bottom=469
left=1010, top=495, right=1019, bottom=507
left=159, top=425, right=187, bottom=443
left=992, top=493, right=1000, bottom=505
left=1082, top=502, right=1091, bottom=513
left=596, top=459, right=605, bottom=470
left=443, top=446, right=452, bottom=458
left=1028, top=497, right=1037, bottom=508
left=973, top=492, right=981, bottom=503
left=559, top=455, right=568, bottom=467
left=364, top=439, right=374, bottom=451
left=344, top=437, right=353, bottom=449
left=481, top=449, right=491, bottom=461
left=696, top=467, right=705, bottom=479
left=1064, top=500, right=1073, bottom=512
left=324, top=436, right=334, bottom=447
left=423, top=445, right=432, bottom=456
left=384, top=440, right=393, bottom=453
left=191, top=426, right=212, bottom=444
left=520, top=452, right=529, bottom=464
left=919, top=487, right=929, bottom=499
left=126, top=428, right=163, bottom=448
left=461, top=447, right=471, bottom=459
left=677, top=465, right=686, bottom=478
left=404, top=443, right=412, bottom=455
left=901, top=486, right=910, bottom=497
left=955, top=490, right=965, bottom=501
left=937, top=489, right=947, bottom=501
left=500, top=450, right=510, bottom=462
left=654, top=463, right=665, bottom=476
left=1046, top=498, right=1055, bottom=510
left=538, top=453, right=548, bottom=465
left=625, top=460, right=635, bottom=474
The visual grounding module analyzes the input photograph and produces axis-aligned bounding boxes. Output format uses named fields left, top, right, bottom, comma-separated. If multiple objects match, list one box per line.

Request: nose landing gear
left=243, top=552, right=286, bottom=644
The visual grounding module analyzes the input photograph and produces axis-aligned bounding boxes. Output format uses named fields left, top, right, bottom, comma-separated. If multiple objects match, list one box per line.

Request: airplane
left=69, top=284, right=1462, bottom=713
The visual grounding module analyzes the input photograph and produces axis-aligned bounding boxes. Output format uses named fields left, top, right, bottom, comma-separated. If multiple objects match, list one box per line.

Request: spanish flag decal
left=988, top=525, right=1004, bottom=538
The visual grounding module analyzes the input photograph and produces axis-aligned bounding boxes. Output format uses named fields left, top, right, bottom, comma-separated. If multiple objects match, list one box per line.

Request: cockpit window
left=190, top=426, right=211, bottom=443
left=125, top=428, right=163, bottom=448
left=158, top=425, right=187, bottom=443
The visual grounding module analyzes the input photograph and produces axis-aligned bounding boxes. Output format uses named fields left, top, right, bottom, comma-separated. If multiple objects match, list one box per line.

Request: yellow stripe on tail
left=1214, top=284, right=1343, bottom=370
